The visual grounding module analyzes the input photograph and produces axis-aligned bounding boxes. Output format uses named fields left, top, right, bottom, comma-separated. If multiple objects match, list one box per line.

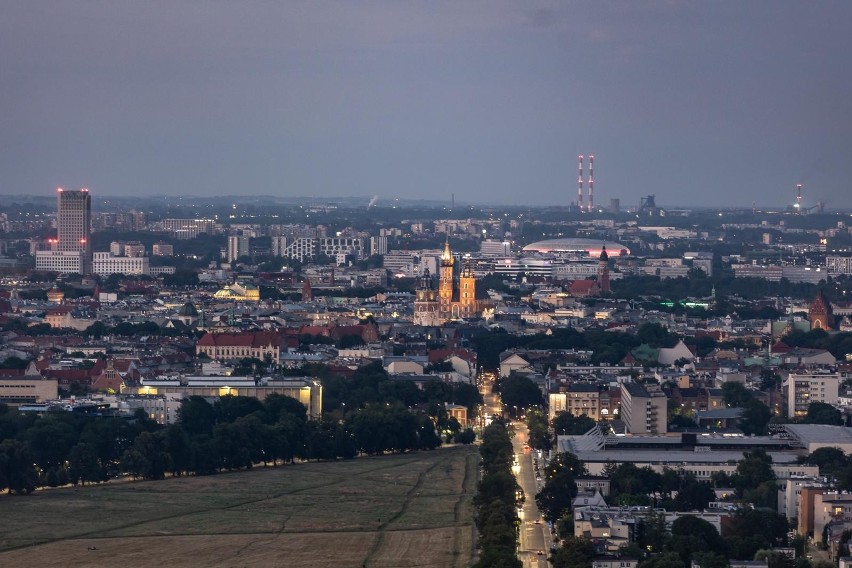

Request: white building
left=480, top=239, right=511, bottom=256
left=784, top=373, right=840, bottom=418
left=35, top=250, right=87, bottom=274
left=152, top=242, right=174, bottom=256
left=827, top=256, right=852, bottom=275
left=227, top=235, right=250, bottom=263
left=110, top=241, right=145, bottom=257
left=92, top=252, right=150, bottom=276
left=370, top=236, right=388, bottom=256
left=274, top=237, right=364, bottom=263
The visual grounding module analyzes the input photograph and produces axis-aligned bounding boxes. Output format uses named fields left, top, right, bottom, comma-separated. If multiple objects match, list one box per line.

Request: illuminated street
left=480, top=374, right=552, bottom=567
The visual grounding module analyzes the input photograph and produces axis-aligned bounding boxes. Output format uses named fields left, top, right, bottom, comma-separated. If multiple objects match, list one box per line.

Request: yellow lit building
left=213, top=281, right=260, bottom=301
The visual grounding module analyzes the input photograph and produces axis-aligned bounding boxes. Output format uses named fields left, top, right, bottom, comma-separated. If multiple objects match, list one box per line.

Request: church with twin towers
left=413, top=239, right=479, bottom=326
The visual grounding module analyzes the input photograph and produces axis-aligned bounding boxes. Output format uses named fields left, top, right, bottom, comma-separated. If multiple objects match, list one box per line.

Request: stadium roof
left=522, top=238, right=630, bottom=258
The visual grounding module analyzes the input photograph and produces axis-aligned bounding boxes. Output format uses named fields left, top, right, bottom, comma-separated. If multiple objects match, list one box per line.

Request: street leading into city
left=512, top=421, right=553, bottom=568
left=480, top=377, right=552, bottom=568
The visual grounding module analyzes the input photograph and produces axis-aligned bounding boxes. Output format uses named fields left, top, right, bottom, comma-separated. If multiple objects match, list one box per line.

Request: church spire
left=441, top=237, right=454, bottom=266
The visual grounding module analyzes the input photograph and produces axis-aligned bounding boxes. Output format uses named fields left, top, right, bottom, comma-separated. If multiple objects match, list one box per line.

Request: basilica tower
left=439, top=239, right=455, bottom=319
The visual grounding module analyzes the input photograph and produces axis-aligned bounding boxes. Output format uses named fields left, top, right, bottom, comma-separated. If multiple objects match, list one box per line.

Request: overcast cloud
left=2, top=1, right=851, bottom=208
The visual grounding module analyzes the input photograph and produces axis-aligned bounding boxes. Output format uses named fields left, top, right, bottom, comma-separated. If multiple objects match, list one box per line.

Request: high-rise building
left=57, top=189, right=91, bottom=254
left=36, top=188, right=91, bottom=274
left=370, top=236, right=388, bottom=256
left=227, top=235, right=250, bottom=263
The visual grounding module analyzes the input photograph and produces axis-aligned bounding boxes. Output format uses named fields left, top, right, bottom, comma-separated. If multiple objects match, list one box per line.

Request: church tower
left=413, top=268, right=440, bottom=326
left=439, top=238, right=455, bottom=319
left=809, top=289, right=834, bottom=330
left=597, top=244, right=611, bottom=293
left=459, top=257, right=476, bottom=318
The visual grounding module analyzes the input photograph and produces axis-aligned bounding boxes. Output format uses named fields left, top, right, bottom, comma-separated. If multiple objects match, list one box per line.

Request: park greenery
left=0, top=361, right=478, bottom=494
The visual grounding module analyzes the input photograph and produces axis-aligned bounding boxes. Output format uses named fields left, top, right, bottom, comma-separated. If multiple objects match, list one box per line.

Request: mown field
left=0, top=445, right=478, bottom=568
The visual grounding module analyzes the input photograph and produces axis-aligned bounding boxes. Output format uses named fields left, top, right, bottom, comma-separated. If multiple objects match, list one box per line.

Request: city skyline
left=2, top=2, right=852, bottom=208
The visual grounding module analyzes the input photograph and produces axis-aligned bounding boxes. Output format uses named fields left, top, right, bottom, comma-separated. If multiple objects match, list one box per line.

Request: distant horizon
left=0, top=190, right=846, bottom=213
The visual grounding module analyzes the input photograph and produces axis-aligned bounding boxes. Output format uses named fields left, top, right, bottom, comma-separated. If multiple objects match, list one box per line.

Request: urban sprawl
left=2, top=190, right=852, bottom=568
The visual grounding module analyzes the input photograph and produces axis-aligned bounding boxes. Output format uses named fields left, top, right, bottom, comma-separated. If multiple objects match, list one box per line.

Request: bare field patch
left=0, top=445, right=477, bottom=567
left=0, top=533, right=378, bottom=568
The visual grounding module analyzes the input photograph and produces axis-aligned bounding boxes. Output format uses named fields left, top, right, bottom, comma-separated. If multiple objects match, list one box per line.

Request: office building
left=35, top=188, right=92, bottom=274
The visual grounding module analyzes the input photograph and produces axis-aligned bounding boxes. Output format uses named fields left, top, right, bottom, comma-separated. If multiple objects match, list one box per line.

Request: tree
left=164, top=425, right=193, bottom=475
left=552, top=412, right=596, bottom=435
left=214, top=395, right=265, bottom=424
left=739, top=399, right=772, bottom=436
left=178, top=396, right=217, bottom=435
left=497, top=375, right=543, bottom=414
left=536, top=452, right=585, bottom=522
left=24, top=417, right=78, bottom=472
left=0, top=439, right=38, bottom=494
left=452, top=383, right=483, bottom=413
left=726, top=509, right=789, bottom=559
left=670, top=516, right=726, bottom=564
left=68, top=442, right=103, bottom=485
left=804, top=402, right=843, bottom=426
left=804, top=446, right=848, bottom=479
left=735, top=449, right=775, bottom=499
left=635, top=512, right=669, bottom=555
left=608, top=463, right=664, bottom=504
left=691, top=553, right=729, bottom=568
left=127, top=431, right=172, bottom=480
left=638, top=552, right=685, bottom=568
left=721, top=382, right=753, bottom=407
left=670, top=473, right=716, bottom=512
left=264, top=394, right=308, bottom=423
left=551, top=536, right=595, bottom=568
left=456, top=428, right=476, bottom=444
left=214, top=422, right=253, bottom=470
left=471, top=549, right=522, bottom=568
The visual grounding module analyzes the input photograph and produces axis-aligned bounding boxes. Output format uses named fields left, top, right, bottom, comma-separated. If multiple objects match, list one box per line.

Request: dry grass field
left=0, top=445, right=478, bottom=568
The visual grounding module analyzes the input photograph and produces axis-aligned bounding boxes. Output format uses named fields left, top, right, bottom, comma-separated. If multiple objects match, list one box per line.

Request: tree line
left=472, top=421, right=523, bottom=568
left=0, top=374, right=467, bottom=494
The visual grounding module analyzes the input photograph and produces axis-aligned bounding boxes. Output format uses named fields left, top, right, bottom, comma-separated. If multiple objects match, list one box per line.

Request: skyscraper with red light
left=57, top=188, right=91, bottom=273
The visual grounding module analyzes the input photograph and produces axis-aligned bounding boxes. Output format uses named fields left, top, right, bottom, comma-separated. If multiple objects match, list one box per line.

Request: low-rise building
left=0, top=376, right=58, bottom=404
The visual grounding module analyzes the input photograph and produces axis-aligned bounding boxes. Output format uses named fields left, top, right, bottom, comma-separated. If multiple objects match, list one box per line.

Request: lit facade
left=40, top=188, right=92, bottom=274
left=92, top=252, right=150, bottom=276
left=414, top=241, right=477, bottom=325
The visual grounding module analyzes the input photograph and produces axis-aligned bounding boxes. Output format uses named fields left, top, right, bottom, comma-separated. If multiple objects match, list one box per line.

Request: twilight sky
left=2, top=1, right=851, bottom=208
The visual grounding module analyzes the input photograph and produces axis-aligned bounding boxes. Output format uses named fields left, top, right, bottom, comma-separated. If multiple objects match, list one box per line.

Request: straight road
left=479, top=375, right=552, bottom=567
left=512, top=421, right=553, bottom=568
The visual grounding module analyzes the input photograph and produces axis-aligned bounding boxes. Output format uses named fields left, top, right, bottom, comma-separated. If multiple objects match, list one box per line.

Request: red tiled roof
left=568, top=280, right=598, bottom=295
left=197, top=331, right=281, bottom=349
left=428, top=347, right=476, bottom=364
